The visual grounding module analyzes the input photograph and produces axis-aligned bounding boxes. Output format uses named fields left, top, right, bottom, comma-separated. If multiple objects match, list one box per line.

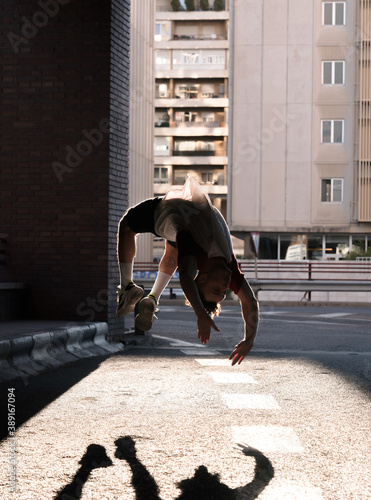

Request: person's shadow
left=114, top=436, right=274, bottom=500
left=54, top=436, right=274, bottom=499
left=54, top=444, right=113, bottom=500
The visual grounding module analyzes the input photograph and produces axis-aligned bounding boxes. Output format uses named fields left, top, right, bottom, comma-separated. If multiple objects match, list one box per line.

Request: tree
left=171, top=0, right=181, bottom=11
left=214, top=0, right=224, bottom=11
left=185, top=0, right=195, bottom=11
left=200, top=0, right=210, bottom=10
left=346, top=239, right=371, bottom=260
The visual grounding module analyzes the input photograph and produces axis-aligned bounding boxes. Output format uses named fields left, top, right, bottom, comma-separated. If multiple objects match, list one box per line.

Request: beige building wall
left=129, top=0, right=155, bottom=261
left=228, top=0, right=371, bottom=243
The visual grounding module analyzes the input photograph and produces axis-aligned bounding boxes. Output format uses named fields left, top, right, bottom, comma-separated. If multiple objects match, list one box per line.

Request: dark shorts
left=124, top=197, right=163, bottom=235
left=124, top=196, right=177, bottom=248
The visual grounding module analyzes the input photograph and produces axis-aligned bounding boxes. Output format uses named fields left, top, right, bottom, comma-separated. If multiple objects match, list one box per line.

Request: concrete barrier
left=93, top=323, right=124, bottom=353
left=80, top=324, right=110, bottom=356
left=0, top=340, right=25, bottom=382
left=66, top=326, right=96, bottom=359
left=49, top=330, right=81, bottom=364
left=9, top=336, right=46, bottom=376
left=30, top=332, right=64, bottom=370
left=0, top=322, right=125, bottom=383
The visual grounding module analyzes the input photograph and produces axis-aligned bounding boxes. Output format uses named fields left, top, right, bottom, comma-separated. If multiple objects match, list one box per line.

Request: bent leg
left=135, top=241, right=178, bottom=331
left=117, top=216, right=137, bottom=265
left=116, top=216, right=143, bottom=317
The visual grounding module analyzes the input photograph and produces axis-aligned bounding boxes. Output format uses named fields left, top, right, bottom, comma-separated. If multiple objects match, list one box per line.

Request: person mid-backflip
left=116, top=175, right=259, bottom=365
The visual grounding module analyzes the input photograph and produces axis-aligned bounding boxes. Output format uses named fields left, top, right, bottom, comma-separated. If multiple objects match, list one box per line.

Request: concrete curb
left=0, top=322, right=124, bottom=384
left=0, top=340, right=22, bottom=382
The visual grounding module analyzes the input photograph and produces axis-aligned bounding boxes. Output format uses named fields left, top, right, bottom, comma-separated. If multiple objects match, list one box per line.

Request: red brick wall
left=0, top=0, right=130, bottom=325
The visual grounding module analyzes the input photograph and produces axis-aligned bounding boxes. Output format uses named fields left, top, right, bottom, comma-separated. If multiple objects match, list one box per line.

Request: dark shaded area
left=115, top=436, right=162, bottom=500
left=55, top=444, right=112, bottom=500
left=114, top=435, right=274, bottom=499
left=175, top=465, right=235, bottom=499
left=0, top=355, right=108, bottom=441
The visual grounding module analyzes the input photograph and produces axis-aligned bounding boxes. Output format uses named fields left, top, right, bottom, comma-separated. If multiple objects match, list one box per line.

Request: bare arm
left=229, top=279, right=259, bottom=365
left=178, top=253, right=220, bottom=343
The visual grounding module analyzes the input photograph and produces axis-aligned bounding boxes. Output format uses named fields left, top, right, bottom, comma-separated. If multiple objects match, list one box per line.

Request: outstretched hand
left=229, top=338, right=254, bottom=366
left=197, top=311, right=220, bottom=344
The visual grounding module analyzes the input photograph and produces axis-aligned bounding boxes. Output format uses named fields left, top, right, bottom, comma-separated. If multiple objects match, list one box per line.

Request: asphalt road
left=0, top=304, right=370, bottom=499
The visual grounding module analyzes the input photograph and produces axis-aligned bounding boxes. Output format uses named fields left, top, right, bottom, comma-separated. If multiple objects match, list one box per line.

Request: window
left=325, top=235, right=349, bottom=258
left=172, top=50, right=225, bottom=69
left=200, top=140, right=214, bottom=151
left=201, top=172, right=213, bottom=184
left=321, top=120, right=344, bottom=143
left=156, top=83, right=168, bottom=98
left=176, top=140, right=197, bottom=152
left=177, top=84, right=199, bottom=99
left=154, top=137, right=170, bottom=156
left=201, top=111, right=215, bottom=122
left=321, top=178, right=343, bottom=202
left=155, top=22, right=171, bottom=42
left=322, top=61, right=345, bottom=84
left=155, top=50, right=171, bottom=70
left=323, top=2, right=346, bottom=26
left=154, top=167, right=169, bottom=184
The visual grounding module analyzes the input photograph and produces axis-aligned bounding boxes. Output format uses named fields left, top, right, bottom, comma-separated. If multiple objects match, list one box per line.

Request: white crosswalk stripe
left=232, top=425, right=304, bottom=453
left=257, top=481, right=324, bottom=499
left=180, top=348, right=222, bottom=356
left=207, top=371, right=258, bottom=384
left=192, top=357, right=322, bottom=495
left=315, top=312, right=351, bottom=318
left=223, top=393, right=280, bottom=409
left=195, top=358, right=231, bottom=366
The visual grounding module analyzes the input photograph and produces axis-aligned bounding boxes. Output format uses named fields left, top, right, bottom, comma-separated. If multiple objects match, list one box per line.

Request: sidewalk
left=0, top=320, right=126, bottom=384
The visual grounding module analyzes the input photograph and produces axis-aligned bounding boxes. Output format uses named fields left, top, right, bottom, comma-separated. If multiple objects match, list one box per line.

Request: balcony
left=155, top=97, right=228, bottom=108
left=155, top=125, right=228, bottom=137
left=156, top=36, right=228, bottom=50
left=155, top=153, right=227, bottom=165
left=154, top=182, right=228, bottom=196
left=156, top=11, right=229, bottom=21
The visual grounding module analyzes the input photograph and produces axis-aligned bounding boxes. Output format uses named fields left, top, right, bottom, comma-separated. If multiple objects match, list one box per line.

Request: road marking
left=153, top=335, right=205, bottom=348
left=260, top=310, right=287, bottom=315
left=223, top=394, right=280, bottom=410
left=195, top=358, right=232, bottom=366
left=180, top=348, right=222, bottom=356
left=208, top=372, right=258, bottom=384
left=258, top=481, right=324, bottom=499
left=232, top=425, right=304, bottom=453
left=251, top=348, right=370, bottom=356
left=315, top=312, right=352, bottom=318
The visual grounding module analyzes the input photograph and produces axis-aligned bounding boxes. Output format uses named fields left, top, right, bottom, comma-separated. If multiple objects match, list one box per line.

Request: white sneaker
left=135, top=297, right=157, bottom=332
left=116, top=283, right=144, bottom=318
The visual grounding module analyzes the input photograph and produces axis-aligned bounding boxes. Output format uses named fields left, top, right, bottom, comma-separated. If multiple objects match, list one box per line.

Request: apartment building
left=129, top=0, right=155, bottom=261
left=154, top=0, right=230, bottom=224
left=152, top=0, right=371, bottom=261
left=229, top=0, right=371, bottom=260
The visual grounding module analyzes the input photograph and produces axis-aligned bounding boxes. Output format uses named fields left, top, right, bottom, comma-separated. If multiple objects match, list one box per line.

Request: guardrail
left=133, top=260, right=371, bottom=301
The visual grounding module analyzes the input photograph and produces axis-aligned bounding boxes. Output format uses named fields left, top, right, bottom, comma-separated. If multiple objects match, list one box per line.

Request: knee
left=118, top=217, right=135, bottom=238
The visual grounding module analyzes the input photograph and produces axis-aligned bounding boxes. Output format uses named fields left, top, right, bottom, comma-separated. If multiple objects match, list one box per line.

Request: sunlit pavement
left=0, top=305, right=370, bottom=499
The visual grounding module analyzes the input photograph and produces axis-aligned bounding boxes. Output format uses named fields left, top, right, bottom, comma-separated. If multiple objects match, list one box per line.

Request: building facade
left=0, top=0, right=131, bottom=332
left=129, top=0, right=155, bottom=262
left=153, top=0, right=371, bottom=261
left=154, top=1, right=229, bottom=207
left=229, top=0, right=371, bottom=260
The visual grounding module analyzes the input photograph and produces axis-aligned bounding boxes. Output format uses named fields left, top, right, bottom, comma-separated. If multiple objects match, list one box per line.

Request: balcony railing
left=155, top=93, right=225, bottom=99
left=155, top=121, right=224, bottom=127
left=172, top=34, right=226, bottom=40
left=172, top=149, right=226, bottom=156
